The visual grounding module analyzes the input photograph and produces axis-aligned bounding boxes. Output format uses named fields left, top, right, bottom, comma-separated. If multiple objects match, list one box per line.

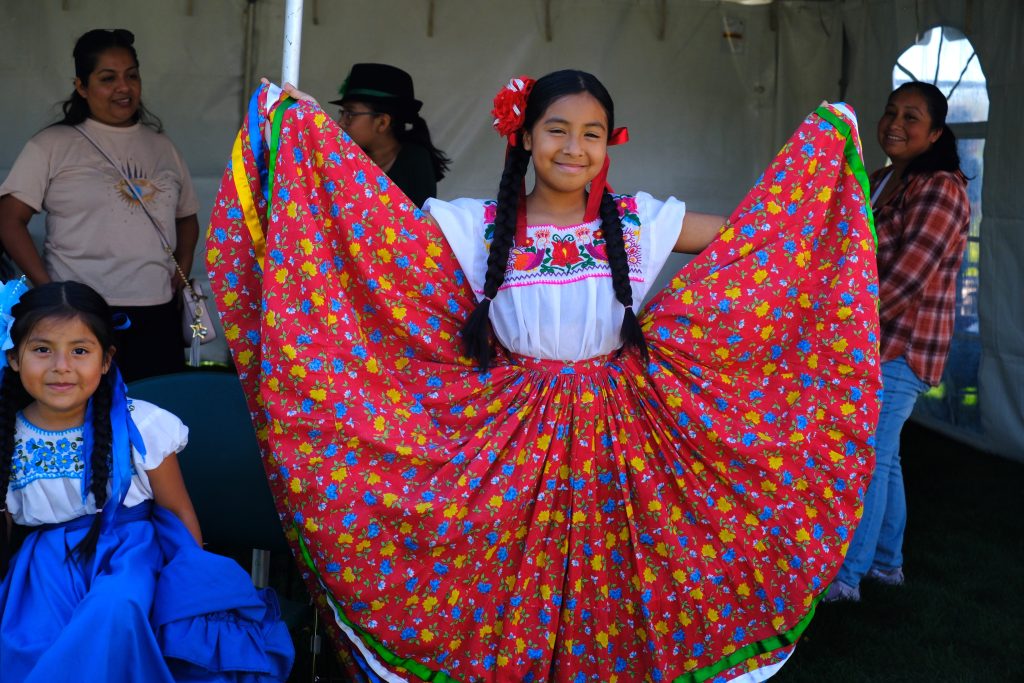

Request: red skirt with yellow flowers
left=207, top=86, right=880, bottom=682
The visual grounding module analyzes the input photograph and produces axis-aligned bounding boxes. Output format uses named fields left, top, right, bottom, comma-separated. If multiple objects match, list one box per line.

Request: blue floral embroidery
left=10, top=418, right=86, bottom=491
left=8, top=415, right=137, bottom=492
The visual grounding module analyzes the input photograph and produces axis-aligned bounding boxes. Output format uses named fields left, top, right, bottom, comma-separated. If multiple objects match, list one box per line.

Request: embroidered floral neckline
left=521, top=216, right=600, bottom=231
left=17, top=412, right=85, bottom=436
left=482, top=195, right=644, bottom=288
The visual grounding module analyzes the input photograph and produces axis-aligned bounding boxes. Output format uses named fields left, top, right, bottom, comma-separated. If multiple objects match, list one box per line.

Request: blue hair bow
left=0, top=277, right=29, bottom=370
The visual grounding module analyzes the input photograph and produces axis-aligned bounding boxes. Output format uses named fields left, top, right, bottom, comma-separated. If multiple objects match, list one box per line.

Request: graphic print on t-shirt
left=115, top=160, right=166, bottom=208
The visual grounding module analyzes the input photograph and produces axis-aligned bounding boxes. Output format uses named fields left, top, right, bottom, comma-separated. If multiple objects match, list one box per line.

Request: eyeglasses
left=337, top=108, right=380, bottom=125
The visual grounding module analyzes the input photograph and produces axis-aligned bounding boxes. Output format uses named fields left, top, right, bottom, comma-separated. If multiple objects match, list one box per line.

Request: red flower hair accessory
left=491, top=76, right=536, bottom=145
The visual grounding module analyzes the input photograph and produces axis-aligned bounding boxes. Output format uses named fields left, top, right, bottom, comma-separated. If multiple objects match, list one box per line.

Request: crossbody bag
left=74, top=124, right=214, bottom=366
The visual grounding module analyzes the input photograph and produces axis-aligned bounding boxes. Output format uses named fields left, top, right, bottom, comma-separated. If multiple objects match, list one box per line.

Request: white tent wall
left=0, top=0, right=795, bottom=354
left=1, top=0, right=1021, bottom=459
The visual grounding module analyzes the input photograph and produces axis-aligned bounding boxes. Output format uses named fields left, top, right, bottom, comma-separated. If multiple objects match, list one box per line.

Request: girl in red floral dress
left=207, top=71, right=881, bottom=682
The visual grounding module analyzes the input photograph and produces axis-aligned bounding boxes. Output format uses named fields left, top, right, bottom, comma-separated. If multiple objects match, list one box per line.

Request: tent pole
left=282, top=0, right=304, bottom=86
left=242, top=0, right=258, bottom=118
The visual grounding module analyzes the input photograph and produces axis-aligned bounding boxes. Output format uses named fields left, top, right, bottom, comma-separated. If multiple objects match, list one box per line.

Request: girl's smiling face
left=8, top=315, right=113, bottom=431
left=523, top=92, right=609, bottom=197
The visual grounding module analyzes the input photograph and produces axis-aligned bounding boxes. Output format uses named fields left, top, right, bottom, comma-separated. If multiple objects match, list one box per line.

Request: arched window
left=893, top=26, right=987, bottom=430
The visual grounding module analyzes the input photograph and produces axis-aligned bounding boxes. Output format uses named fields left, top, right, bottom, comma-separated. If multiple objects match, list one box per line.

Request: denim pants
left=837, top=357, right=930, bottom=587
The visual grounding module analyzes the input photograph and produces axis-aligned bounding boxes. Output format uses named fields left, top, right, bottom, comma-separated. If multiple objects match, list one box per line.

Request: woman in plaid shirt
left=827, top=82, right=970, bottom=602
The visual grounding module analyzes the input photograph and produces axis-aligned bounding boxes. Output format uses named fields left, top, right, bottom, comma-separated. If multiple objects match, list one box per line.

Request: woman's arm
left=0, top=195, right=51, bottom=286
left=147, top=453, right=203, bottom=546
left=172, top=214, right=200, bottom=290
left=674, top=210, right=727, bottom=254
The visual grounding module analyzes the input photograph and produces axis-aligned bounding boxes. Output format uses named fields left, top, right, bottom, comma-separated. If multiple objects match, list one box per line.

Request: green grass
left=775, top=422, right=1024, bottom=682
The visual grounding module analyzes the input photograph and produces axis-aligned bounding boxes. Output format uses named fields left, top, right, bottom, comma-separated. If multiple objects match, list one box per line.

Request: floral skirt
left=207, top=86, right=881, bottom=682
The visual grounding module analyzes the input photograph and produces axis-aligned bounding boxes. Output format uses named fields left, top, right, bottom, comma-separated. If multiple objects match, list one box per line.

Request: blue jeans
left=837, top=357, right=929, bottom=587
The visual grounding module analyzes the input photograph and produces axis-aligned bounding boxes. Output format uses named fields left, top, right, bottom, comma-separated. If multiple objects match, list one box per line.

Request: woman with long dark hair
left=0, top=28, right=198, bottom=382
left=826, top=81, right=970, bottom=603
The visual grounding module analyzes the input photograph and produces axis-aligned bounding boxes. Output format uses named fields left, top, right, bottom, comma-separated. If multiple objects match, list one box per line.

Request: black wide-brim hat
left=328, top=63, right=423, bottom=115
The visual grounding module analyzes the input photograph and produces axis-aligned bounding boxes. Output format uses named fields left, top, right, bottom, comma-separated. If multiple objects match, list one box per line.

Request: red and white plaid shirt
left=871, top=168, right=970, bottom=386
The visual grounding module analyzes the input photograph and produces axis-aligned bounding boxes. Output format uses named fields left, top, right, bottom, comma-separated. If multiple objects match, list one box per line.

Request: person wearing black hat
left=330, top=63, right=450, bottom=207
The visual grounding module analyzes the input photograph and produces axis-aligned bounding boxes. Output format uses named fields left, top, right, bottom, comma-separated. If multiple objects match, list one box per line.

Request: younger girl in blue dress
left=0, top=280, right=293, bottom=682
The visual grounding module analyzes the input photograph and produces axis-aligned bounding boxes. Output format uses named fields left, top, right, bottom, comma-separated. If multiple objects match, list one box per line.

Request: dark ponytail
left=0, top=366, right=32, bottom=577
left=57, top=28, right=162, bottom=131
left=461, top=69, right=646, bottom=370
left=337, top=63, right=450, bottom=181
left=346, top=97, right=451, bottom=182
left=70, top=376, right=114, bottom=563
left=395, top=112, right=451, bottom=182
left=891, top=81, right=961, bottom=176
left=905, top=124, right=961, bottom=176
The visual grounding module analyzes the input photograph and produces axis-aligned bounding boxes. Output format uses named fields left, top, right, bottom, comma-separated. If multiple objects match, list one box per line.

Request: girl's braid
left=460, top=146, right=531, bottom=370
left=0, top=366, right=30, bottom=576
left=599, top=190, right=648, bottom=363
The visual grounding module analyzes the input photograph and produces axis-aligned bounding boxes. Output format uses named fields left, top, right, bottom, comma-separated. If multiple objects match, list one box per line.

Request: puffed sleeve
left=424, top=197, right=489, bottom=300
left=127, top=399, right=190, bottom=472
left=635, top=192, right=687, bottom=286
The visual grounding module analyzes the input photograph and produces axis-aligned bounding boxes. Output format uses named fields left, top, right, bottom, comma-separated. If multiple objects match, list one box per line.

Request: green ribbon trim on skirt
left=671, top=597, right=821, bottom=682
left=295, top=530, right=462, bottom=681
left=267, top=96, right=297, bottom=223
left=295, top=528, right=822, bottom=683
left=815, top=104, right=878, bottom=247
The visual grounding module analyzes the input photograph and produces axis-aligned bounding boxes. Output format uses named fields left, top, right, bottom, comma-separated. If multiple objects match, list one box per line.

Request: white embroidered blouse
left=426, top=192, right=686, bottom=361
left=4, top=400, right=188, bottom=526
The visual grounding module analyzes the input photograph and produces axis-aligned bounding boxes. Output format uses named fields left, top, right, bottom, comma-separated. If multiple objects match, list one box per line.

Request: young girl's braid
left=460, top=145, right=531, bottom=370
left=0, top=367, right=27, bottom=510
left=0, top=366, right=31, bottom=576
left=71, top=374, right=114, bottom=562
left=599, top=190, right=648, bottom=363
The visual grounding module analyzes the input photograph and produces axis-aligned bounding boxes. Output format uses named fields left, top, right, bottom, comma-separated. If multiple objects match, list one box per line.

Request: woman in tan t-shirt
left=0, top=28, right=199, bottom=382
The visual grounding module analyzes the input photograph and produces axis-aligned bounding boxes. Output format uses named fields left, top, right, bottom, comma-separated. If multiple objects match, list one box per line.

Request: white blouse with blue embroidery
left=4, top=399, right=188, bottom=526
left=425, top=192, right=686, bottom=361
